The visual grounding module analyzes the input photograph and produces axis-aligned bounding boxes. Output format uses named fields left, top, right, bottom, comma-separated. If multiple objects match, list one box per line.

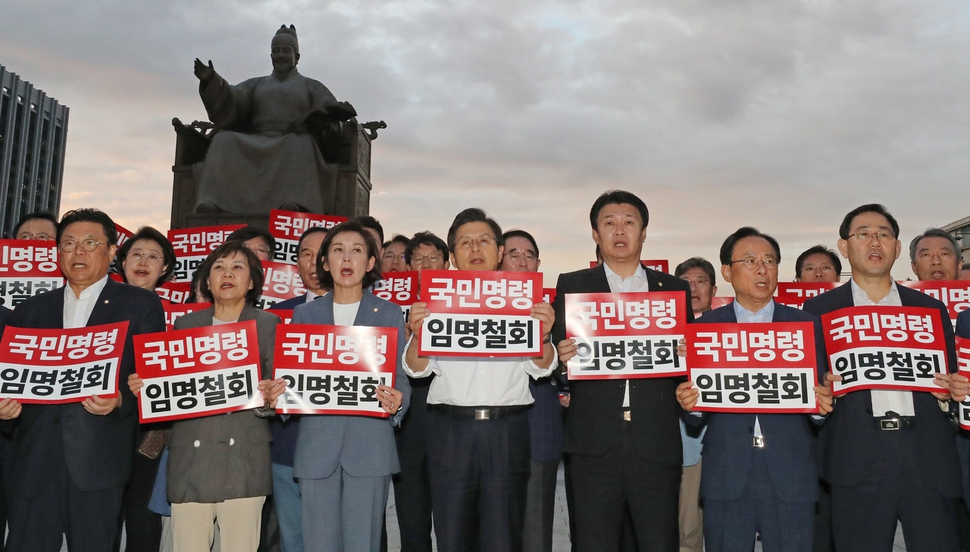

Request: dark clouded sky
left=3, top=0, right=969, bottom=285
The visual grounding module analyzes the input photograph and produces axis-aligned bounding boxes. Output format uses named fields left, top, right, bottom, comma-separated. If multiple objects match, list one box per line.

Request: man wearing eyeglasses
left=381, top=235, right=410, bottom=274
left=676, top=228, right=833, bottom=552
left=794, top=245, right=842, bottom=283
left=499, top=229, right=563, bottom=552
left=0, top=208, right=165, bottom=552
left=11, top=211, right=58, bottom=241
left=803, top=204, right=967, bottom=551
left=552, top=190, right=692, bottom=552
left=404, top=209, right=557, bottom=552
left=390, top=231, right=449, bottom=552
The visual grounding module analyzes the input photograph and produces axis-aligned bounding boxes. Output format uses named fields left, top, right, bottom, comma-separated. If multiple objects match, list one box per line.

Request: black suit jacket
left=802, top=283, right=961, bottom=495
left=552, top=263, right=692, bottom=464
left=0, top=279, right=166, bottom=498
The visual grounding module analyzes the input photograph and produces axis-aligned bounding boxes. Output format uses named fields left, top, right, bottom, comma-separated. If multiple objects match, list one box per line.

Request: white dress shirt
left=63, top=275, right=109, bottom=329
left=402, top=332, right=556, bottom=407
left=734, top=300, right=774, bottom=438
left=603, top=262, right=649, bottom=408
left=849, top=280, right=915, bottom=417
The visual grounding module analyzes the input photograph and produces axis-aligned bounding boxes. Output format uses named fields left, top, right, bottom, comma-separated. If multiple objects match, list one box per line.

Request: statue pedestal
left=170, top=119, right=374, bottom=230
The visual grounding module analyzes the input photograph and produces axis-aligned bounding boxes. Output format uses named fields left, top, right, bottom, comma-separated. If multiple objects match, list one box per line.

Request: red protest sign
left=564, top=291, right=687, bottom=380
left=156, top=281, right=193, bottom=305
left=776, top=282, right=841, bottom=309
left=821, top=305, right=948, bottom=397
left=0, top=321, right=129, bottom=404
left=133, top=320, right=263, bottom=423
left=0, top=239, right=64, bottom=309
left=373, top=272, right=418, bottom=306
left=167, top=225, right=245, bottom=283
left=163, top=302, right=212, bottom=331
left=418, top=270, right=543, bottom=357
left=258, top=260, right=306, bottom=309
left=542, top=288, right=557, bottom=305
left=268, top=210, right=347, bottom=265
left=273, top=324, right=398, bottom=417
left=687, top=321, right=819, bottom=414
left=957, top=336, right=970, bottom=430
left=898, top=280, right=970, bottom=325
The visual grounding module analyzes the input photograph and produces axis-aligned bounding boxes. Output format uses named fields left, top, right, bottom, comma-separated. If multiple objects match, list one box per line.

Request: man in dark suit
left=0, top=208, right=166, bottom=552
left=802, top=204, right=967, bottom=551
left=676, top=227, right=833, bottom=551
left=552, top=190, right=693, bottom=552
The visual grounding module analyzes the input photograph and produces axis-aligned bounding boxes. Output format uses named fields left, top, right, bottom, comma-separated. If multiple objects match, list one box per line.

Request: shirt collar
left=732, top=298, right=775, bottom=323
left=849, top=278, right=899, bottom=306
left=602, top=262, right=647, bottom=283
left=66, top=274, right=109, bottom=301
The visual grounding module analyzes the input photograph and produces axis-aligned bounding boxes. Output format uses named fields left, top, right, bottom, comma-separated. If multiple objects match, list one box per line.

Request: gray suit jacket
left=292, top=291, right=411, bottom=479
left=167, top=305, right=280, bottom=503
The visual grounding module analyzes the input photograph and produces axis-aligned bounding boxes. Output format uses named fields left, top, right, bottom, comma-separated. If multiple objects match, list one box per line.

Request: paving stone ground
left=82, top=462, right=909, bottom=551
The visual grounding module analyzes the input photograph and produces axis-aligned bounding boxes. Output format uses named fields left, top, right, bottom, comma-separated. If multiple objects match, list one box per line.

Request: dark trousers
left=522, top=459, right=559, bottom=552
left=6, top=437, right=124, bottom=552
left=830, top=430, right=960, bottom=551
left=569, top=424, right=680, bottom=552
left=427, top=409, right=530, bottom=552
left=114, top=452, right=162, bottom=552
left=704, top=450, right=813, bottom=552
left=393, top=446, right=433, bottom=552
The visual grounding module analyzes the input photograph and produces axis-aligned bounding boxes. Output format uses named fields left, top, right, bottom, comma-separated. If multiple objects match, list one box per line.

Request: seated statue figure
left=193, top=25, right=355, bottom=214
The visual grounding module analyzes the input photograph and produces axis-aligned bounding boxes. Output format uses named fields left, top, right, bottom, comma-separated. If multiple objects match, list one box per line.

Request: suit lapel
left=354, top=292, right=379, bottom=326
left=319, top=293, right=336, bottom=325
left=85, top=279, right=118, bottom=328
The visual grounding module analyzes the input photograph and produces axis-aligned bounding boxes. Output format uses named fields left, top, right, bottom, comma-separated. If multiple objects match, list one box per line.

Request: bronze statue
left=192, top=25, right=356, bottom=214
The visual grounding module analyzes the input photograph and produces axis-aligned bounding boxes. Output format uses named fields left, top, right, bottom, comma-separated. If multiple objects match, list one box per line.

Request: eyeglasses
left=682, top=278, right=712, bottom=287
left=17, top=232, right=54, bottom=241
left=731, top=257, right=778, bottom=271
left=456, top=235, right=496, bottom=250
left=846, top=231, right=896, bottom=243
left=382, top=253, right=406, bottom=262
left=129, top=251, right=164, bottom=264
left=507, top=250, right=537, bottom=262
left=801, top=264, right=835, bottom=273
left=411, top=254, right=443, bottom=265
left=59, top=239, right=105, bottom=253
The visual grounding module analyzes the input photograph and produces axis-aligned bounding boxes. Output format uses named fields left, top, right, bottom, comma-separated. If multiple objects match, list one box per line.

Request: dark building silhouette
left=0, top=64, right=68, bottom=236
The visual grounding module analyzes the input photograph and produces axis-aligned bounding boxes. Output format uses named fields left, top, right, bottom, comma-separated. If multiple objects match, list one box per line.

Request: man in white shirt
left=0, top=208, right=165, bottom=552
left=404, top=208, right=557, bottom=552
left=803, top=204, right=968, bottom=552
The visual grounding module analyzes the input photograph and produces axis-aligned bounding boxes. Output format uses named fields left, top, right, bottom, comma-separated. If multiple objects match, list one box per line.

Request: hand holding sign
left=0, top=398, right=21, bottom=420
left=676, top=380, right=699, bottom=412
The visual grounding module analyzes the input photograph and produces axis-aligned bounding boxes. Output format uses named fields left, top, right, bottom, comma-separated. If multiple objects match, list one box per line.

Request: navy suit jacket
left=0, top=279, right=165, bottom=497
left=692, top=301, right=824, bottom=503
left=292, top=291, right=411, bottom=479
left=552, top=263, right=692, bottom=465
left=803, top=283, right=961, bottom=495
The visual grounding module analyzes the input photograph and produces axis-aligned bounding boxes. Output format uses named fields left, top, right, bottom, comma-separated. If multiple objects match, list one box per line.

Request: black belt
left=431, top=404, right=530, bottom=421
left=875, top=415, right=916, bottom=430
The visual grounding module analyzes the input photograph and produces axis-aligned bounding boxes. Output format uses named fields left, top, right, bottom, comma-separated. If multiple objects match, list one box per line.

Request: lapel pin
left=104, top=300, right=110, bottom=304
left=373, top=307, right=379, bottom=312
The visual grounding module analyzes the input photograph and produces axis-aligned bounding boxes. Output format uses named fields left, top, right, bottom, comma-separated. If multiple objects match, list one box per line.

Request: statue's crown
left=272, top=24, right=299, bottom=52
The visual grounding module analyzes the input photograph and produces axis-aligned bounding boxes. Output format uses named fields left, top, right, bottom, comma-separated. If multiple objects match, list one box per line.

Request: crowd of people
left=0, top=189, right=969, bottom=552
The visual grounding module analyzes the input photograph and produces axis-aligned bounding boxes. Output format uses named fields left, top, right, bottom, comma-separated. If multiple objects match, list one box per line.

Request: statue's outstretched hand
left=194, top=59, right=215, bottom=83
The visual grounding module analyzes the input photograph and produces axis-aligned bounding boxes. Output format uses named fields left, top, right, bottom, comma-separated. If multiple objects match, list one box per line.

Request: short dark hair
left=502, top=229, right=540, bottom=259
left=384, top=234, right=410, bottom=251
left=839, top=204, right=899, bottom=241
left=674, top=257, right=716, bottom=285
left=795, top=245, right=842, bottom=277
left=12, top=211, right=58, bottom=238
left=405, top=231, right=449, bottom=265
left=116, top=226, right=177, bottom=287
left=226, top=226, right=276, bottom=254
left=57, top=208, right=118, bottom=246
left=296, top=226, right=330, bottom=252
left=355, top=216, right=384, bottom=245
left=447, top=208, right=503, bottom=253
left=197, top=241, right=264, bottom=305
left=908, top=228, right=961, bottom=263
left=589, top=190, right=649, bottom=230
left=719, top=227, right=781, bottom=266
left=963, top=262, right=970, bottom=271
left=316, top=220, right=382, bottom=290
